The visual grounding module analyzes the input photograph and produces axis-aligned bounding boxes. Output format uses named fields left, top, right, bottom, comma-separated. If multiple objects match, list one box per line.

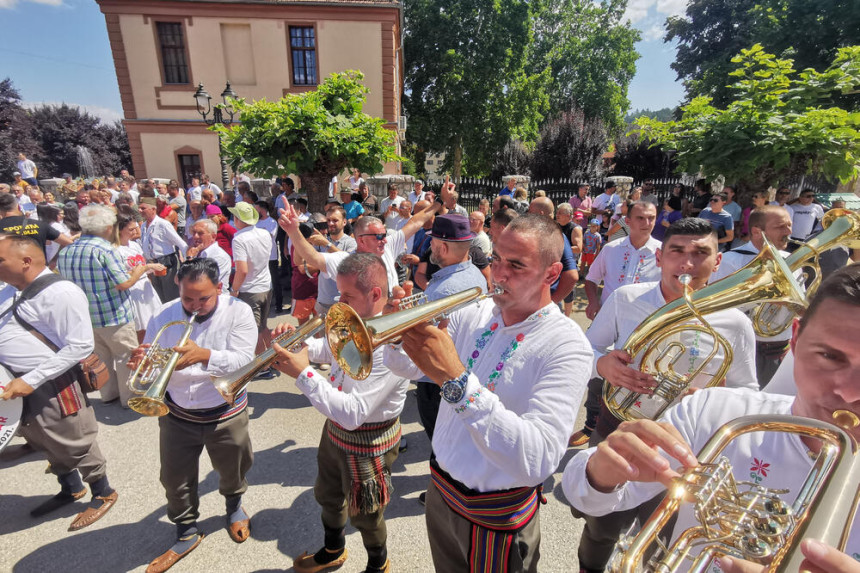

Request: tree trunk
left=300, top=171, right=334, bottom=214
left=452, top=139, right=463, bottom=180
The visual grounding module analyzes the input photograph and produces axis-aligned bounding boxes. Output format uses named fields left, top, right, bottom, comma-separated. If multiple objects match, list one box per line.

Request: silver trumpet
left=211, top=316, right=325, bottom=405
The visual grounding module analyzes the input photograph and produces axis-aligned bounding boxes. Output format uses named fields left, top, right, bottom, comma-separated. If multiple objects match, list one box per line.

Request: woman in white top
left=38, top=204, right=72, bottom=268
left=114, top=210, right=165, bottom=342
left=348, top=167, right=364, bottom=190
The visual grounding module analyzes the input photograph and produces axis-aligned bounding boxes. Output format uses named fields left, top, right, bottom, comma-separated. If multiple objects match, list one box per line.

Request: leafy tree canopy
left=625, top=107, right=674, bottom=124
left=530, top=0, right=640, bottom=133
left=634, top=45, right=860, bottom=192
left=0, top=79, right=41, bottom=182
left=666, top=0, right=860, bottom=108
left=530, top=108, right=607, bottom=180
left=214, top=71, right=399, bottom=210
left=402, top=0, right=550, bottom=178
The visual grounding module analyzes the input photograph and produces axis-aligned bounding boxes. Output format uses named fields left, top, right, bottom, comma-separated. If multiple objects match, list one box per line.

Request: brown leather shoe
left=68, top=491, right=118, bottom=531
left=145, top=534, right=204, bottom=573
left=362, top=560, right=391, bottom=573
left=293, top=548, right=349, bottom=573
left=568, top=430, right=590, bottom=448
left=227, top=507, right=251, bottom=543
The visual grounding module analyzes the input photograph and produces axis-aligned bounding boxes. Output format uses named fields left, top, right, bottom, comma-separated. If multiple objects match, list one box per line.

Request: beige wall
left=139, top=132, right=222, bottom=181
left=120, top=14, right=385, bottom=120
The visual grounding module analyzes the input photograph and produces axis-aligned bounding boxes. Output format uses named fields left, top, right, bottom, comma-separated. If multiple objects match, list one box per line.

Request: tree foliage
left=530, top=0, right=640, bottom=133
left=402, top=0, right=550, bottom=178
left=612, top=134, right=678, bottom=180
left=214, top=71, right=400, bottom=212
left=0, top=78, right=131, bottom=182
left=634, top=45, right=860, bottom=193
left=490, top=139, right=532, bottom=180
left=666, top=0, right=860, bottom=108
left=530, top=108, right=607, bottom=180
left=0, top=78, right=41, bottom=182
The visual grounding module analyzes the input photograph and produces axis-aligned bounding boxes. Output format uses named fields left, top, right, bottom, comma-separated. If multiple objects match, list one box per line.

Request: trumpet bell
left=127, top=396, right=169, bottom=417
left=325, top=303, right=376, bottom=381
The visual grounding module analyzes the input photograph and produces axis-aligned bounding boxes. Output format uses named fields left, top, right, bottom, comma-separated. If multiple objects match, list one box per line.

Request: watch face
left=442, top=380, right=465, bottom=403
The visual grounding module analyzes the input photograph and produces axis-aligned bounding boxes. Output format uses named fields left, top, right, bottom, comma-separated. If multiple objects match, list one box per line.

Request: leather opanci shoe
left=30, top=488, right=87, bottom=517
left=568, top=430, right=590, bottom=448
left=227, top=507, right=251, bottom=543
left=68, top=490, right=118, bottom=531
left=293, top=548, right=349, bottom=573
left=145, top=533, right=205, bottom=573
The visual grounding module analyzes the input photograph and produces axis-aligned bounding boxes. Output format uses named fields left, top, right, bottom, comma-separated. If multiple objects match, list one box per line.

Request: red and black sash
left=430, top=462, right=544, bottom=573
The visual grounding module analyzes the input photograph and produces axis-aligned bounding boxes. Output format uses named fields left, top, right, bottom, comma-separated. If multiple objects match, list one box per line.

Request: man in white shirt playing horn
left=271, top=253, right=408, bottom=573
left=572, top=217, right=758, bottom=573
left=130, top=258, right=257, bottom=573
left=385, top=213, right=594, bottom=572
left=563, top=263, right=860, bottom=573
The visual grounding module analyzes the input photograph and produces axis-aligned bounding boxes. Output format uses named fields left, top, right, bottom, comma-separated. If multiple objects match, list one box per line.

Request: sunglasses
left=710, top=198, right=723, bottom=203
left=777, top=191, right=790, bottom=195
left=359, top=233, right=387, bottom=240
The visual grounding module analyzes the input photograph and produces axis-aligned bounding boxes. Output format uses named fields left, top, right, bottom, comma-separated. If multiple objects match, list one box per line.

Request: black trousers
left=150, top=253, right=180, bottom=302
left=416, top=382, right=441, bottom=442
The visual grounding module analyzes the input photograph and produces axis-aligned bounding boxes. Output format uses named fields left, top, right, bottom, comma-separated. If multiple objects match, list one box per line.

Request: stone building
left=97, top=0, right=404, bottom=186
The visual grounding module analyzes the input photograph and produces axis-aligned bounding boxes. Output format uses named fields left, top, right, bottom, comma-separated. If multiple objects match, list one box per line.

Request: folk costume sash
left=325, top=417, right=401, bottom=516
left=430, top=462, right=544, bottom=573
left=164, top=390, right=247, bottom=424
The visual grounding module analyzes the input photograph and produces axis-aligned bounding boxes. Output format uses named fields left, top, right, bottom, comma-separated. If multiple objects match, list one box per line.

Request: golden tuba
left=608, top=412, right=860, bottom=573
left=211, top=316, right=325, bottom=405
left=603, top=240, right=806, bottom=422
left=753, top=208, right=860, bottom=337
left=326, top=286, right=501, bottom=380
left=127, top=313, right=198, bottom=417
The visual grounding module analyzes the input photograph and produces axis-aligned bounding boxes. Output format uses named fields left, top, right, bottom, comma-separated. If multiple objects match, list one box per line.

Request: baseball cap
left=589, top=218, right=601, bottom=225
left=228, top=201, right=259, bottom=225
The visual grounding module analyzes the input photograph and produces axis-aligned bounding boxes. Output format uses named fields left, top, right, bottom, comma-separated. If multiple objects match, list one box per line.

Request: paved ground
left=0, top=292, right=593, bottom=573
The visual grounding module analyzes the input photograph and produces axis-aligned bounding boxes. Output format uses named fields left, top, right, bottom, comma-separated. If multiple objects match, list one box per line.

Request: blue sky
left=0, top=0, right=686, bottom=122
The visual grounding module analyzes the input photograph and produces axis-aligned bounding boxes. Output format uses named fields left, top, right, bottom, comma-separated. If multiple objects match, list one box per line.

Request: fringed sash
left=326, top=418, right=401, bottom=516
left=430, top=463, right=544, bottom=573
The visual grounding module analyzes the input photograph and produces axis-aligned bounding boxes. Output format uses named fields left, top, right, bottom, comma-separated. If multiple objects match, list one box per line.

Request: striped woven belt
left=165, top=390, right=247, bottom=424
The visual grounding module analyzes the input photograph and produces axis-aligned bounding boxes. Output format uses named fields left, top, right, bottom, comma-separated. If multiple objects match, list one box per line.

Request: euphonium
left=326, top=286, right=502, bottom=380
left=608, top=412, right=860, bottom=573
left=127, top=313, right=198, bottom=417
left=603, top=240, right=806, bottom=422
left=211, top=316, right=325, bottom=405
left=753, top=208, right=860, bottom=336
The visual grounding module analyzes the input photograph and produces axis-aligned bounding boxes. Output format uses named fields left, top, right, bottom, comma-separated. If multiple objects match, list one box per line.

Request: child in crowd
left=581, top=218, right=603, bottom=277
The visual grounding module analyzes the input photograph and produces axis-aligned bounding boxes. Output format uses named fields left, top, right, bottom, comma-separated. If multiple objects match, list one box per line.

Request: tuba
left=603, top=240, right=806, bottom=422
left=127, top=313, right=197, bottom=417
left=211, top=316, right=325, bottom=405
left=753, top=208, right=860, bottom=337
left=326, top=286, right=501, bottom=380
left=608, top=412, right=860, bottom=573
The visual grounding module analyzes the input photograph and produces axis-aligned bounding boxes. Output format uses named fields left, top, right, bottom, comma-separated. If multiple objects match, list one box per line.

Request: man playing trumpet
left=129, top=258, right=257, bottom=573
left=563, top=263, right=860, bottom=573
left=271, top=252, right=408, bottom=573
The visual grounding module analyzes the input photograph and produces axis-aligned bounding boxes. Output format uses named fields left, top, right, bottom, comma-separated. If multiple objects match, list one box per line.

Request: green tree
left=530, top=108, right=607, bottom=180
left=666, top=0, right=860, bottom=108
left=531, top=0, right=640, bottom=133
left=0, top=78, right=41, bottom=182
left=403, top=0, right=550, bottom=178
left=634, top=45, right=860, bottom=196
left=214, top=71, right=400, bottom=212
left=612, top=134, right=677, bottom=180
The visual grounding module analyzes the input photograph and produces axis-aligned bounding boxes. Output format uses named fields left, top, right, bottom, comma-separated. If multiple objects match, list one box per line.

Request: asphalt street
left=0, top=298, right=592, bottom=573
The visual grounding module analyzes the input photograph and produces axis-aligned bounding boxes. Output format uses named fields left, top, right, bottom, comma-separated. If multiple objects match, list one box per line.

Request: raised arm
left=277, top=202, right=327, bottom=271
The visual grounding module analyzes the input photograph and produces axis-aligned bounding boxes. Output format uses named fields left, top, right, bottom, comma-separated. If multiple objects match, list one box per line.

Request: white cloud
left=623, top=0, right=655, bottom=25
left=626, top=0, right=688, bottom=41
left=641, top=21, right=665, bottom=42
left=0, top=0, right=64, bottom=8
left=23, top=101, right=124, bottom=124
left=656, top=0, right=687, bottom=18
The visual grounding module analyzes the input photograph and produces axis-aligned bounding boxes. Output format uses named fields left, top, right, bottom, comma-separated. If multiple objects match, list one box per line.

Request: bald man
left=528, top=198, right=579, bottom=302
left=0, top=233, right=118, bottom=531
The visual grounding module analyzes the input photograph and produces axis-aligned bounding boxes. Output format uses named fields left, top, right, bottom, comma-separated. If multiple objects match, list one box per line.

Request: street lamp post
left=194, top=81, right=238, bottom=194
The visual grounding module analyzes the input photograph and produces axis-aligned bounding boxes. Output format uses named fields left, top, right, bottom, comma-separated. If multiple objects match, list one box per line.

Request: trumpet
left=127, top=313, right=198, bottom=417
left=211, top=316, right=325, bottom=405
left=608, top=412, right=860, bottom=572
left=326, top=285, right=502, bottom=380
left=603, top=240, right=806, bottom=422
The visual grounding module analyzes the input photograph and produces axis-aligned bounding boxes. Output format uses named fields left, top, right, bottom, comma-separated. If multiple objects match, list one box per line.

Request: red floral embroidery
left=750, top=458, right=770, bottom=477
left=490, top=323, right=498, bottom=331
left=306, top=371, right=313, bottom=378
left=515, top=333, right=525, bottom=342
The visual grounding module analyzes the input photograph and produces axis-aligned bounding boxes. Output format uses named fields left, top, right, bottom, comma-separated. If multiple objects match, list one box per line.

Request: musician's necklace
left=466, top=307, right=551, bottom=392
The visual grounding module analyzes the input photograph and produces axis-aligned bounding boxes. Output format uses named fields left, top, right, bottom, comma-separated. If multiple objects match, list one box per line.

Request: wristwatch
left=441, top=371, right=469, bottom=404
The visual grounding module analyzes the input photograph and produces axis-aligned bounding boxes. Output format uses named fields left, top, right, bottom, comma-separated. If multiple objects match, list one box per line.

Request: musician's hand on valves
left=271, top=342, right=309, bottom=379
left=173, top=339, right=211, bottom=370
left=717, top=539, right=860, bottom=573
left=271, top=322, right=297, bottom=338
left=127, top=343, right=151, bottom=370
left=596, top=350, right=657, bottom=394
left=0, top=378, right=34, bottom=400
left=585, top=419, right=698, bottom=493
left=400, top=322, right=464, bottom=385
left=385, top=281, right=413, bottom=314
